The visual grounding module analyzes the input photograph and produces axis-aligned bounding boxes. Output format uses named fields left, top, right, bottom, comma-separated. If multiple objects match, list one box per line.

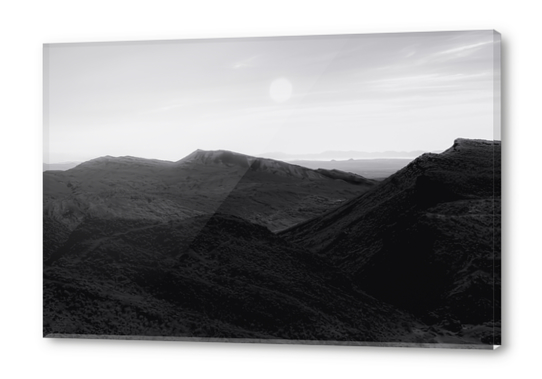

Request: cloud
left=139, top=99, right=193, bottom=115
left=232, top=54, right=261, bottom=69
left=435, top=40, right=493, bottom=57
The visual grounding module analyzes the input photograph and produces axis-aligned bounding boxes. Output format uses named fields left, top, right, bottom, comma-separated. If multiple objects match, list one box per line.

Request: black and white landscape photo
left=43, top=30, right=501, bottom=348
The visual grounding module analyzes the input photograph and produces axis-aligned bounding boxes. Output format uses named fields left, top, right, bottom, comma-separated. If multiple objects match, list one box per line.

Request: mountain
left=44, top=213, right=435, bottom=342
left=281, top=138, right=501, bottom=344
left=44, top=150, right=374, bottom=233
left=289, top=158, right=413, bottom=180
left=316, top=168, right=387, bottom=184
left=259, top=150, right=435, bottom=160
left=43, top=140, right=500, bottom=347
left=182, top=149, right=338, bottom=180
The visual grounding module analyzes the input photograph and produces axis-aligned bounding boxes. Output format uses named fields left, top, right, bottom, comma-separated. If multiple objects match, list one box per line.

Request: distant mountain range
left=43, top=150, right=434, bottom=182
left=43, top=139, right=500, bottom=347
left=43, top=162, right=81, bottom=171
left=42, top=149, right=442, bottom=173
left=44, top=149, right=375, bottom=234
left=291, top=158, right=413, bottom=180
left=258, top=149, right=441, bottom=161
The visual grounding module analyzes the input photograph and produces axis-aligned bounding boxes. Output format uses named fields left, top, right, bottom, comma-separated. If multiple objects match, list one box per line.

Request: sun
left=269, top=78, right=293, bottom=103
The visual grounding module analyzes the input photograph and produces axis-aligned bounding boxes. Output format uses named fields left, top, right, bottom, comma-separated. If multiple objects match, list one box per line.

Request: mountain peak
left=179, top=149, right=254, bottom=167
left=71, top=155, right=174, bottom=171
left=178, top=149, right=376, bottom=183
left=442, top=138, right=500, bottom=156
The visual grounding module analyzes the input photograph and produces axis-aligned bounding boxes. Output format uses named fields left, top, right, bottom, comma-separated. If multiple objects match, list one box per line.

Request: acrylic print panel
left=43, top=30, right=501, bottom=349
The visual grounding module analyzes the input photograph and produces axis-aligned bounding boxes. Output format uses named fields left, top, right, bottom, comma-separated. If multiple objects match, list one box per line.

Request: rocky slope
left=281, top=139, right=501, bottom=344
left=44, top=213, right=437, bottom=343
left=44, top=150, right=374, bottom=233
left=43, top=140, right=500, bottom=346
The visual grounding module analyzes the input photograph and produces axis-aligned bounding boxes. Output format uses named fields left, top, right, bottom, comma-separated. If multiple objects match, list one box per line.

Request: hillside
left=281, top=139, right=501, bottom=344
left=43, top=139, right=500, bottom=347
left=44, top=150, right=374, bottom=233
left=44, top=213, right=438, bottom=343
left=289, top=158, right=413, bottom=179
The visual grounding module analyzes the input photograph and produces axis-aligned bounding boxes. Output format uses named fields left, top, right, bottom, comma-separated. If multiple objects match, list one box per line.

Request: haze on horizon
left=44, top=31, right=500, bottom=164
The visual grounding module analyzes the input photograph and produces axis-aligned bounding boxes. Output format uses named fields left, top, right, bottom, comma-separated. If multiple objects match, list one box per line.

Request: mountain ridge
left=43, top=138, right=500, bottom=346
left=44, top=148, right=375, bottom=233
left=258, top=149, right=439, bottom=160
left=58, top=149, right=375, bottom=184
left=280, top=138, right=500, bottom=343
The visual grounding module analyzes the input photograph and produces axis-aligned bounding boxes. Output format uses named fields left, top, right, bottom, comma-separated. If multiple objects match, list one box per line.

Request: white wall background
left=0, top=1, right=538, bottom=378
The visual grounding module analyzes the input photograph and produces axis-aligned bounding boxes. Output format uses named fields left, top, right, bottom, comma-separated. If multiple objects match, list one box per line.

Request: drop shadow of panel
left=45, top=334, right=496, bottom=350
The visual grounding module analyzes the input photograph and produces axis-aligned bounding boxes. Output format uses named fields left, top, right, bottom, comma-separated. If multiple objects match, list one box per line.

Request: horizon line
left=44, top=137, right=500, bottom=165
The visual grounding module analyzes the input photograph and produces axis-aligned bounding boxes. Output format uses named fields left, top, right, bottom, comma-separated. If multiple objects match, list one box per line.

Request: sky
left=43, top=30, right=500, bottom=163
